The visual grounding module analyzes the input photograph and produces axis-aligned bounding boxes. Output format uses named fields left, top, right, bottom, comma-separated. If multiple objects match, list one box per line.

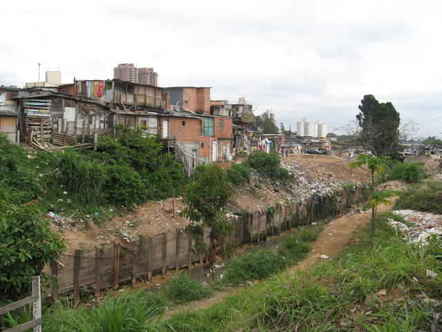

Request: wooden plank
left=50, top=261, right=58, bottom=300
left=3, top=318, right=41, bottom=332
left=0, top=296, right=34, bottom=315
left=95, top=247, right=104, bottom=298
left=162, top=233, right=167, bottom=275
left=73, top=250, right=82, bottom=306
left=32, top=276, right=42, bottom=332
left=175, top=229, right=181, bottom=271
left=112, top=243, right=120, bottom=289
left=132, top=239, right=141, bottom=286
left=187, top=232, right=192, bottom=268
left=147, top=237, right=153, bottom=281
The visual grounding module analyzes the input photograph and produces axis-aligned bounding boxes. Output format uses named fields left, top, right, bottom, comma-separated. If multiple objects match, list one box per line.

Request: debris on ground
left=388, top=210, right=442, bottom=245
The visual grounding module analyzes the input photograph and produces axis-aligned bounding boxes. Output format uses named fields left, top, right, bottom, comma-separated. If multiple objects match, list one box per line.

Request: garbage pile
left=388, top=210, right=442, bottom=245
left=281, top=159, right=346, bottom=203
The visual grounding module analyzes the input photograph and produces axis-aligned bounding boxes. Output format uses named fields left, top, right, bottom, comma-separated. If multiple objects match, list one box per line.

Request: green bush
left=222, top=249, right=287, bottom=286
left=0, top=202, right=64, bottom=299
left=164, top=273, right=212, bottom=304
left=389, top=162, right=426, bottom=183
left=247, top=151, right=281, bottom=177
left=395, top=181, right=442, bottom=214
left=104, top=164, right=146, bottom=207
left=0, top=135, right=41, bottom=204
left=53, top=151, right=109, bottom=205
left=247, top=151, right=290, bottom=181
left=226, top=163, right=252, bottom=185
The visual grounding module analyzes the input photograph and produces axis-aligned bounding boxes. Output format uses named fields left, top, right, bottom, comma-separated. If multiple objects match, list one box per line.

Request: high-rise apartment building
left=113, top=64, right=158, bottom=86
left=137, top=67, right=158, bottom=86
left=113, top=64, right=138, bottom=83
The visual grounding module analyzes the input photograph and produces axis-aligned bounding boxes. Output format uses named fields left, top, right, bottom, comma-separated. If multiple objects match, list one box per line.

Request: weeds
left=395, top=181, right=442, bottom=214
left=43, top=290, right=166, bottom=332
left=164, top=273, right=212, bottom=304
left=389, top=162, right=426, bottom=183
left=153, top=215, right=442, bottom=331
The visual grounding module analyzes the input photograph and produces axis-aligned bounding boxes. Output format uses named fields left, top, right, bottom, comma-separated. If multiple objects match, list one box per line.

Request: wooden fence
left=0, top=276, right=42, bottom=332
left=49, top=186, right=370, bottom=302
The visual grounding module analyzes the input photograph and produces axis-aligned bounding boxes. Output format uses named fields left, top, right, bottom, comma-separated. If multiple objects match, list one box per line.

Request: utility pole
left=37, top=63, right=41, bottom=83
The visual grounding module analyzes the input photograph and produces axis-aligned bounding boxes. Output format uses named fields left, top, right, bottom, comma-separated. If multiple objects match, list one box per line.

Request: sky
left=1, top=0, right=442, bottom=137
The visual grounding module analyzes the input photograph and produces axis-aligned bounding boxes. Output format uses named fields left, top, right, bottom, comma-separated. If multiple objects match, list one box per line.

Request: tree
left=356, top=95, right=401, bottom=157
left=422, top=136, right=442, bottom=146
left=350, top=154, right=395, bottom=239
left=0, top=203, right=64, bottom=299
left=182, top=165, right=233, bottom=265
left=256, top=111, right=279, bottom=134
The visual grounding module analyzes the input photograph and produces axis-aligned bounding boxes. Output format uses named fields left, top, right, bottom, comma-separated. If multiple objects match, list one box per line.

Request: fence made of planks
left=0, top=276, right=42, bottom=332
left=49, top=186, right=370, bottom=302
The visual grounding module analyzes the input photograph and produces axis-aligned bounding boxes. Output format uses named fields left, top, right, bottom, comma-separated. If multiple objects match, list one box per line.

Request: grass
left=395, top=180, right=442, bottom=214
left=220, top=224, right=323, bottom=286
left=36, top=223, right=324, bottom=331
left=149, top=216, right=442, bottom=331
left=42, top=290, right=167, bottom=332
left=163, top=273, right=212, bottom=304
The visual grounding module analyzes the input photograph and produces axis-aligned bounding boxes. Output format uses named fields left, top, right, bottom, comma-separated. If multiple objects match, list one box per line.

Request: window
left=202, top=118, right=214, bottom=136
left=182, top=120, right=186, bottom=126
left=219, top=119, right=225, bottom=130
left=201, top=142, right=204, bottom=148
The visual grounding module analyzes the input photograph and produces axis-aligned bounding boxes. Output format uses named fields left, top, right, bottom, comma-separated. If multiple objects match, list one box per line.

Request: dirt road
left=162, top=202, right=394, bottom=320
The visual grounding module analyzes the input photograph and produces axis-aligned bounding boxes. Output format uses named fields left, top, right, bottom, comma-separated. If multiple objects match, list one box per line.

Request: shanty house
left=15, top=89, right=113, bottom=148
left=0, top=87, right=19, bottom=143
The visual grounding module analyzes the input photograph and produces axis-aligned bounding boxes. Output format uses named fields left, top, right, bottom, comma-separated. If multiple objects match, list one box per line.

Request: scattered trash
left=388, top=210, right=442, bottom=245
left=426, top=269, right=438, bottom=279
left=376, top=289, right=387, bottom=296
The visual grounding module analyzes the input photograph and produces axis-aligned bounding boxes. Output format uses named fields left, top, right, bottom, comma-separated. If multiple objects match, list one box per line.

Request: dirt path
left=161, top=203, right=394, bottom=320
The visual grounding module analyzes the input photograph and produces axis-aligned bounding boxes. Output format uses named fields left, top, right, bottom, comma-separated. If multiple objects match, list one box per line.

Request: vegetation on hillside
left=0, top=130, right=188, bottom=299
left=246, top=151, right=290, bottom=181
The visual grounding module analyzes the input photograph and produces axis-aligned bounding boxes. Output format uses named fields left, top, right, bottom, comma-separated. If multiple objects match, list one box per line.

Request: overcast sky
left=1, top=0, right=442, bottom=136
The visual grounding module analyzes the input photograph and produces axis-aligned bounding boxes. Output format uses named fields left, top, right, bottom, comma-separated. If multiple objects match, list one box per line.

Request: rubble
left=388, top=210, right=442, bottom=245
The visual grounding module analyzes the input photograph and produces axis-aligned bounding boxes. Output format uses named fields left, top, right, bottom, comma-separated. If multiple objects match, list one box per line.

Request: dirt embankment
left=59, top=154, right=369, bottom=253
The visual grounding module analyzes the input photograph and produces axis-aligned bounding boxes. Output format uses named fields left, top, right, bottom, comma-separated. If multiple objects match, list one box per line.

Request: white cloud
left=1, top=0, right=441, bottom=135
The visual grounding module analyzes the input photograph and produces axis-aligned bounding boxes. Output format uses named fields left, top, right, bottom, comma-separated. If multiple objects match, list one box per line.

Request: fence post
left=147, top=237, right=153, bottom=281
left=112, top=243, right=120, bottom=289
left=95, top=247, right=103, bottom=298
left=32, top=276, right=42, bottom=332
left=162, top=233, right=168, bottom=275
left=187, top=232, right=192, bottom=269
left=73, top=249, right=82, bottom=306
left=50, top=261, right=58, bottom=301
left=175, top=229, right=181, bottom=271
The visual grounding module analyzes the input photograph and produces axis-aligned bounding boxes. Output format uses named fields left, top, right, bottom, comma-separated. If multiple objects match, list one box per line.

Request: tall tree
left=256, top=111, right=279, bottom=134
left=356, top=95, right=401, bottom=157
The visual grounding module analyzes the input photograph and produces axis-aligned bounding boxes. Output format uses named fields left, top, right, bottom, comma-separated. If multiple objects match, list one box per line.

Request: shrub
left=222, top=249, right=287, bottom=286
left=389, top=162, right=426, bottom=183
left=164, top=273, right=212, bottom=304
left=104, top=164, right=146, bottom=207
left=247, top=151, right=290, bottom=181
left=226, top=163, right=252, bottom=185
left=0, top=202, right=64, bottom=299
left=247, top=151, right=281, bottom=177
left=395, top=181, right=442, bottom=214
